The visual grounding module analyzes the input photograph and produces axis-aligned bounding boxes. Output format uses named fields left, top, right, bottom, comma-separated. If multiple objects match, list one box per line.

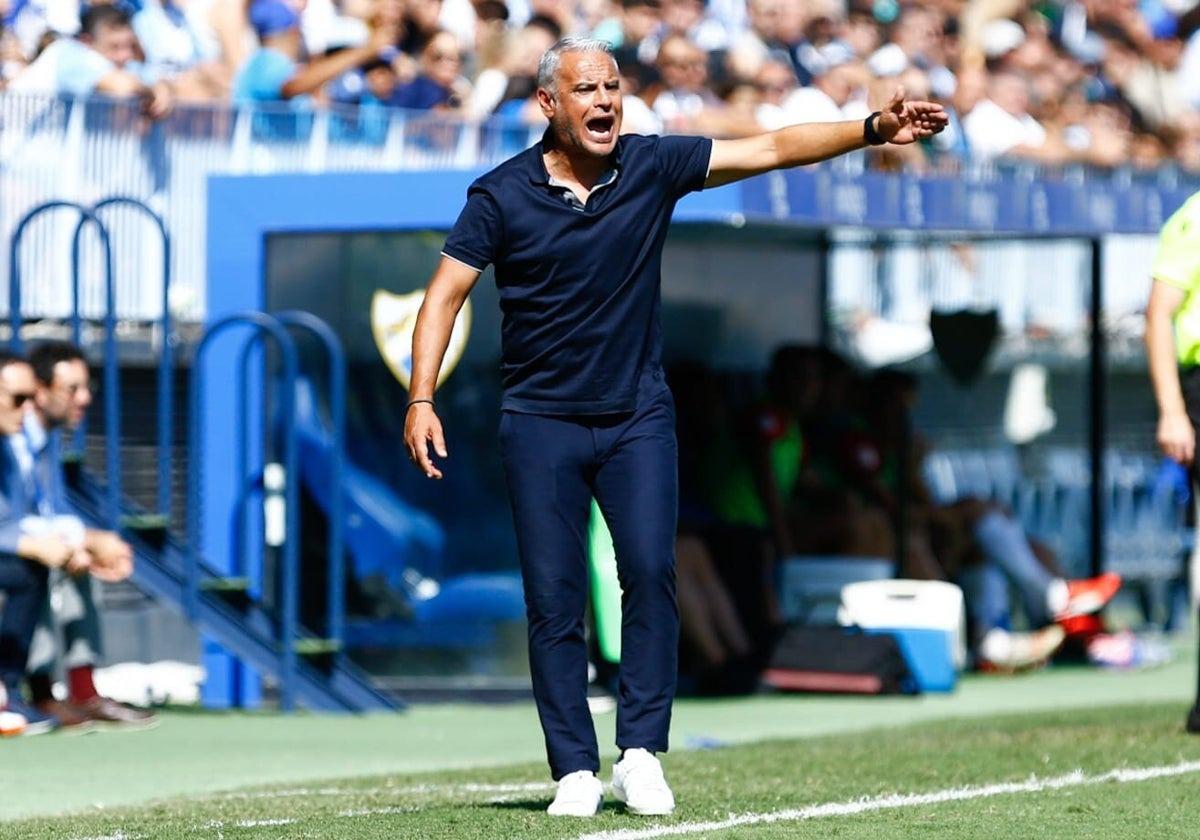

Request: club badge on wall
left=371, top=289, right=472, bottom=389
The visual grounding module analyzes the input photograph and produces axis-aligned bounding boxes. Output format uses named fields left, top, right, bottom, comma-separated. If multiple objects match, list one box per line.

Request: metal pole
left=277, top=341, right=300, bottom=713
left=9, top=201, right=103, bottom=354
left=274, top=311, right=347, bottom=652
left=815, top=228, right=831, bottom=349
left=1088, top=238, right=1106, bottom=579
left=90, top=198, right=173, bottom=520
left=188, top=312, right=299, bottom=710
left=67, top=208, right=119, bottom=525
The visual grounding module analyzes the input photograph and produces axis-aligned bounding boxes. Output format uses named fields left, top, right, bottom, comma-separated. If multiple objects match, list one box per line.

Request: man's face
left=0, top=363, right=35, bottom=436
left=662, top=0, right=702, bottom=34
left=623, top=3, right=660, bottom=42
left=755, top=60, right=795, bottom=105
left=36, top=359, right=92, bottom=431
left=366, top=65, right=398, bottom=99
left=991, top=73, right=1029, bottom=117
left=423, top=32, right=461, bottom=87
left=539, top=51, right=622, bottom=158
left=87, top=22, right=137, bottom=68
left=658, top=39, right=704, bottom=90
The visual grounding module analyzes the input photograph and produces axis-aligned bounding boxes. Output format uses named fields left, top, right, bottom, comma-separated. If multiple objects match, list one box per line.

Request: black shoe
left=1187, top=704, right=1200, bottom=735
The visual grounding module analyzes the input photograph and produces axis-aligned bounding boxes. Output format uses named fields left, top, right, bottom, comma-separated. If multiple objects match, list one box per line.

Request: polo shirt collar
left=528, top=130, right=624, bottom=187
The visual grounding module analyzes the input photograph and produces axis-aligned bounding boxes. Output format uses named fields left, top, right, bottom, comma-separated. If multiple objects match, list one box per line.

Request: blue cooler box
left=865, top=627, right=957, bottom=693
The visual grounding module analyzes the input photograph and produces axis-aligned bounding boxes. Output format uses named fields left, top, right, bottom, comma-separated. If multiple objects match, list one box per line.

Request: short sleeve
left=237, top=49, right=296, bottom=101
left=442, top=187, right=503, bottom=272
left=1152, top=203, right=1200, bottom=292
left=56, top=41, right=115, bottom=96
left=653, top=135, right=713, bottom=198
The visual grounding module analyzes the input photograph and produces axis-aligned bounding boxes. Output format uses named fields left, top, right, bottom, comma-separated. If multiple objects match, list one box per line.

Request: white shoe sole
left=546, top=800, right=602, bottom=817
left=612, top=783, right=674, bottom=816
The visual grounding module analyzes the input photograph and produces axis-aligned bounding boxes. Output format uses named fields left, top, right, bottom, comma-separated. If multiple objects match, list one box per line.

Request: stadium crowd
left=2, top=0, right=1200, bottom=168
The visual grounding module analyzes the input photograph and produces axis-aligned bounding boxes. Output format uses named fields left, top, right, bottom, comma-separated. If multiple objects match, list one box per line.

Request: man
left=23, top=342, right=154, bottom=729
left=232, top=0, right=399, bottom=103
left=8, top=5, right=172, bottom=119
left=404, top=37, right=945, bottom=816
left=1145, top=189, right=1200, bottom=735
left=0, top=352, right=78, bottom=735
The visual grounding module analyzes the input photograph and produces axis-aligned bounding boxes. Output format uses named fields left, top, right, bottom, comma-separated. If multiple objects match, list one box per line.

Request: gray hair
left=536, top=37, right=616, bottom=95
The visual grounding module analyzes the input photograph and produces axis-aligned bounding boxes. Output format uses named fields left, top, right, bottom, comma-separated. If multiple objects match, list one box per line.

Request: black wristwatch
left=863, top=111, right=886, bottom=146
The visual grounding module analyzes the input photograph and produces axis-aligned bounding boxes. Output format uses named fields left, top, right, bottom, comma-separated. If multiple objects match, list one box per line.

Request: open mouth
left=584, top=115, right=615, bottom=143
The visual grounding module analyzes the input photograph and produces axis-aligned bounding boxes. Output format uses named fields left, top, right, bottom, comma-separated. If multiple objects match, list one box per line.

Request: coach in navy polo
left=405, top=37, right=946, bottom=817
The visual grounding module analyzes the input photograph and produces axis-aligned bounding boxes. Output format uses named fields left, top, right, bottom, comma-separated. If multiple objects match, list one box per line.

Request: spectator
left=606, top=0, right=661, bottom=92
left=22, top=342, right=154, bottom=729
left=0, top=352, right=71, bottom=736
left=9, top=5, right=173, bottom=118
left=132, top=0, right=230, bottom=101
left=651, top=0, right=728, bottom=53
left=767, top=55, right=867, bottom=128
left=645, top=32, right=717, bottom=128
left=392, top=27, right=464, bottom=110
left=488, top=19, right=556, bottom=121
left=961, top=69, right=1061, bottom=163
left=751, top=55, right=795, bottom=129
left=398, top=0, right=442, bottom=56
left=3, top=1, right=1199, bottom=170
left=233, top=0, right=398, bottom=103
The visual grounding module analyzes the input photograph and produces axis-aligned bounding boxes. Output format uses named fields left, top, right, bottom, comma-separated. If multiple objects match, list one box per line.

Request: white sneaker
left=547, top=770, right=603, bottom=817
left=978, top=625, right=1066, bottom=672
left=612, top=748, right=675, bottom=816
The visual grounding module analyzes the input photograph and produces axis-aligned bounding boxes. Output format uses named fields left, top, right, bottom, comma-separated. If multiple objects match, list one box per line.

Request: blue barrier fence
left=187, top=311, right=302, bottom=710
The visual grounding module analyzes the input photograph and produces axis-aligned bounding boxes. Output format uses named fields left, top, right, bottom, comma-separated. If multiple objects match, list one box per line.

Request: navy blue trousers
left=0, top=556, right=48, bottom=690
left=499, top=385, right=679, bottom=780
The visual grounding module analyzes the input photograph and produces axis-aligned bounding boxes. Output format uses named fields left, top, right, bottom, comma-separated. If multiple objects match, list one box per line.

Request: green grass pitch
left=7, top=702, right=1199, bottom=839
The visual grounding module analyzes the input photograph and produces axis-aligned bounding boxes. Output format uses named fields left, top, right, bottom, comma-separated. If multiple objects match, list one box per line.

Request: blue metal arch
left=188, top=311, right=301, bottom=711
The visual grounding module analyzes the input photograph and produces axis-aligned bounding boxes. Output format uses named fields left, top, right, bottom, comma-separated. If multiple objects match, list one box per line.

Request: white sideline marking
left=576, top=760, right=1200, bottom=840
left=218, top=780, right=555, bottom=801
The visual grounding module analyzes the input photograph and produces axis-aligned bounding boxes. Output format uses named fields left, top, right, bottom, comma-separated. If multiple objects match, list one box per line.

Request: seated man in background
left=0, top=352, right=79, bottom=735
left=23, top=342, right=155, bottom=729
left=863, top=368, right=1123, bottom=671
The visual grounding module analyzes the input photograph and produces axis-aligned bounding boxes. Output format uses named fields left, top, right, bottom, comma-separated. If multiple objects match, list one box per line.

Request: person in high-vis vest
left=1145, top=189, right=1200, bottom=734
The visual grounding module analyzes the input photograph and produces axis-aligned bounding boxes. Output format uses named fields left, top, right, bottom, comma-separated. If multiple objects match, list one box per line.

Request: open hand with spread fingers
left=875, top=86, right=949, bottom=145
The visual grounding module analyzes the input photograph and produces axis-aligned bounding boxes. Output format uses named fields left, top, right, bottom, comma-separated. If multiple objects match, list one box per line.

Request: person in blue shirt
left=0, top=352, right=79, bottom=736
left=404, top=36, right=946, bottom=817
left=232, top=0, right=400, bottom=103
left=20, top=342, right=156, bottom=730
left=8, top=5, right=172, bottom=118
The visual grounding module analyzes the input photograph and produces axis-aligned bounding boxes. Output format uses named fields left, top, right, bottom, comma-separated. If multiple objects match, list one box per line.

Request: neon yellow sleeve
left=1152, top=198, right=1200, bottom=291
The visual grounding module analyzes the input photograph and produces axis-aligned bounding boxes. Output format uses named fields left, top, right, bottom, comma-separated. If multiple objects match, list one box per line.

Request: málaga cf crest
left=370, top=289, right=472, bottom=389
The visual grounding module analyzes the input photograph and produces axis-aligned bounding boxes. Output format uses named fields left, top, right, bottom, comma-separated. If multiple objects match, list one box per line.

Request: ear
left=536, top=86, right=556, bottom=120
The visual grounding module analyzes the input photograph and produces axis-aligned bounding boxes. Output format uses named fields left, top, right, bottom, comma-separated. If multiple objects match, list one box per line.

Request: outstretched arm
left=705, top=87, right=947, bottom=189
left=404, top=255, right=482, bottom=479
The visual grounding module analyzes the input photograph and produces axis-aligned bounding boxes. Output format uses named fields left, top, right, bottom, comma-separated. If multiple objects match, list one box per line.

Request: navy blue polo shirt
left=442, top=132, right=713, bottom=415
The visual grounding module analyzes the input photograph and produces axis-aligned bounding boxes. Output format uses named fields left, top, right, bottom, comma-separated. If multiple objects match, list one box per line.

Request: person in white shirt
left=765, top=59, right=866, bottom=129
left=961, top=70, right=1050, bottom=163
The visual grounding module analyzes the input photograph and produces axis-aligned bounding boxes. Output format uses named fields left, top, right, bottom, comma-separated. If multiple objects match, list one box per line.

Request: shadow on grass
left=485, top=799, right=642, bottom=817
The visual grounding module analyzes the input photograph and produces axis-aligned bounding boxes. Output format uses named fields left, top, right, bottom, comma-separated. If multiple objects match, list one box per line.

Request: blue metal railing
left=8, top=200, right=121, bottom=528
left=72, top=197, right=174, bottom=521
left=188, top=311, right=302, bottom=711
left=274, top=310, right=347, bottom=652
